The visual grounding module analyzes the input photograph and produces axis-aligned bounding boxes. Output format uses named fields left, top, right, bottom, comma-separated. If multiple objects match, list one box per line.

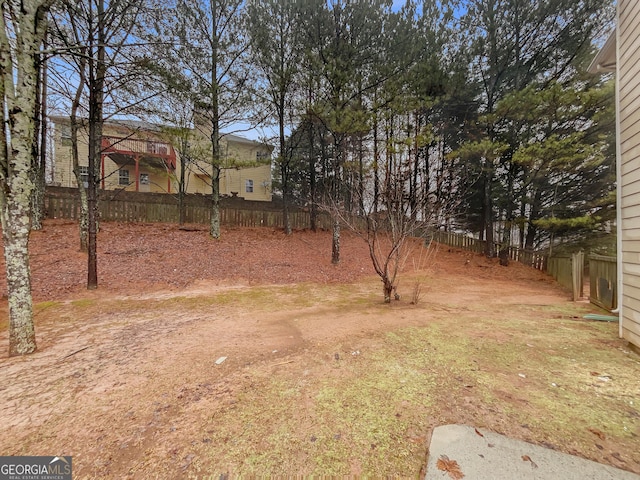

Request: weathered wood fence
left=589, top=254, right=617, bottom=310
left=433, top=231, right=616, bottom=304
left=547, top=252, right=584, bottom=301
left=44, top=187, right=333, bottom=230
left=432, top=231, right=548, bottom=271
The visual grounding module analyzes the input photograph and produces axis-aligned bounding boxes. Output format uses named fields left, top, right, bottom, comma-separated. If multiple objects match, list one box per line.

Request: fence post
left=571, top=251, right=584, bottom=301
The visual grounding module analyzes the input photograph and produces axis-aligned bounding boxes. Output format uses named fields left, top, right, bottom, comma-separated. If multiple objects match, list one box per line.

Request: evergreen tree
left=248, top=0, right=304, bottom=235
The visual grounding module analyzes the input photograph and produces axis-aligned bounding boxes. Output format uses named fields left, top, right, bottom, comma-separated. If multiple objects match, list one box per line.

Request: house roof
left=48, top=115, right=273, bottom=150
left=588, top=29, right=617, bottom=74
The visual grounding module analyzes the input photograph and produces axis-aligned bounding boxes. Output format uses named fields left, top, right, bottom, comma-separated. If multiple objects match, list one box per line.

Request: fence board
left=548, top=256, right=574, bottom=294
left=432, top=230, right=548, bottom=272
left=590, top=254, right=617, bottom=310
left=44, top=188, right=336, bottom=231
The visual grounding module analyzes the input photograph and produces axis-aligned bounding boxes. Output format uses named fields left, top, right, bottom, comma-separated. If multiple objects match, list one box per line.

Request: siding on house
left=49, top=117, right=273, bottom=202
left=51, top=118, right=176, bottom=193
left=619, top=0, right=640, bottom=348
left=589, top=0, right=640, bottom=349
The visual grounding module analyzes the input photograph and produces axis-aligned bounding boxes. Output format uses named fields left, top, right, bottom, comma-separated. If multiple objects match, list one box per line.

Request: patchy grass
left=177, top=302, right=640, bottom=477
left=1, top=264, right=639, bottom=478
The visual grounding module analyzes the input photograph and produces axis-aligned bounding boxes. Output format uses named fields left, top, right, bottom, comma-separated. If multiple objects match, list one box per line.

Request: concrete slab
left=425, top=425, right=640, bottom=480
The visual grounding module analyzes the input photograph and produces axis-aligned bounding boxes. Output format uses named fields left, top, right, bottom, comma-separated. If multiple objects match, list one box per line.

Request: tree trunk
left=2, top=203, right=35, bottom=356
left=525, top=188, right=542, bottom=250
left=373, top=108, right=379, bottom=215
left=0, top=0, right=50, bottom=355
left=31, top=34, right=47, bottom=231
left=330, top=134, right=343, bottom=264
left=331, top=218, right=340, bottom=264
left=483, top=167, right=494, bottom=258
left=210, top=165, right=221, bottom=238
left=0, top=1, right=51, bottom=355
left=308, top=118, right=317, bottom=231
left=499, top=168, right=515, bottom=267
left=87, top=0, right=107, bottom=290
left=280, top=97, right=291, bottom=235
left=208, top=0, right=222, bottom=240
left=71, top=107, right=89, bottom=253
left=281, top=162, right=291, bottom=235
left=383, top=278, right=393, bottom=304
left=178, top=153, right=186, bottom=225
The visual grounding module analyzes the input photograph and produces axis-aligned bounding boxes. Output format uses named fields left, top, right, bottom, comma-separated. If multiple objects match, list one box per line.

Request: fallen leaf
left=588, top=428, right=606, bottom=440
left=590, top=371, right=599, bottom=376
left=522, top=455, right=538, bottom=468
left=436, top=455, right=465, bottom=479
left=474, top=428, right=484, bottom=438
left=487, top=443, right=495, bottom=448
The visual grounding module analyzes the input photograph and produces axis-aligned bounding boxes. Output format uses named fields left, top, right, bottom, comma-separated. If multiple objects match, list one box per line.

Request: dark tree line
left=270, top=0, right=615, bottom=262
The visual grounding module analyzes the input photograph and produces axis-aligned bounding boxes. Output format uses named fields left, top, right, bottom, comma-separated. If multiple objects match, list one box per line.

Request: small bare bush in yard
left=411, top=282, right=422, bottom=305
left=409, top=241, right=438, bottom=305
left=330, top=170, right=449, bottom=303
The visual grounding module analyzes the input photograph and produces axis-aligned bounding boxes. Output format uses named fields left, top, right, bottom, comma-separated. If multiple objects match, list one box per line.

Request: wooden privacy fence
left=433, top=231, right=593, bottom=302
left=589, top=254, right=617, bottom=310
left=547, top=252, right=584, bottom=301
left=44, top=189, right=333, bottom=230
left=44, top=188, right=618, bottom=309
left=432, top=231, right=548, bottom=271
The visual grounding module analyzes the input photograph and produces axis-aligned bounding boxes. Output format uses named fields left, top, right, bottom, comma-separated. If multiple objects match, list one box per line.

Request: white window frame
left=119, top=169, right=130, bottom=186
left=78, top=165, right=89, bottom=184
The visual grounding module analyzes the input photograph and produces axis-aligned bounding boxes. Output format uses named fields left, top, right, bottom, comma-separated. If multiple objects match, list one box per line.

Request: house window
left=256, top=150, right=270, bottom=162
left=78, top=166, right=89, bottom=186
left=119, top=169, right=130, bottom=186
left=60, top=125, right=72, bottom=146
left=245, top=179, right=254, bottom=193
left=140, top=173, right=150, bottom=185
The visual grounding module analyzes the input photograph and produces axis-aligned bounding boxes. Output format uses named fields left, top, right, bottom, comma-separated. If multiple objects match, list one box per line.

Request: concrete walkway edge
left=425, top=424, right=640, bottom=480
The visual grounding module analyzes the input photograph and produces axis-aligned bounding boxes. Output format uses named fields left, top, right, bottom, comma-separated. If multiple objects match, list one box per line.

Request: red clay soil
left=0, top=219, right=553, bottom=302
left=6, top=220, right=629, bottom=478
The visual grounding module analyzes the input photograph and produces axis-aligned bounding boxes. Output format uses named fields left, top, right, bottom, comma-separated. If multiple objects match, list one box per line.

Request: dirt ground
left=0, top=220, right=638, bottom=478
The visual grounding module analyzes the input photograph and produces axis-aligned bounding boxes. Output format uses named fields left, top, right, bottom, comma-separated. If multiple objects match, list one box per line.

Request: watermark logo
left=0, top=456, right=72, bottom=480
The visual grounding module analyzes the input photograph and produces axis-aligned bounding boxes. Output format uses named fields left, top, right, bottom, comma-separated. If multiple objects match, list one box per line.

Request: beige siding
left=622, top=309, right=640, bottom=337
left=52, top=125, right=90, bottom=188
left=622, top=162, right=640, bottom=184
left=239, top=165, right=272, bottom=201
left=619, top=0, right=640, bottom=348
left=50, top=117, right=272, bottom=201
left=623, top=203, right=640, bottom=219
left=622, top=240, right=640, bottom=253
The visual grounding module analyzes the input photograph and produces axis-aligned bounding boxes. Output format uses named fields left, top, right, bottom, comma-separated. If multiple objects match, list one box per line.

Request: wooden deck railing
left=102, top=136, right=176, bottom=169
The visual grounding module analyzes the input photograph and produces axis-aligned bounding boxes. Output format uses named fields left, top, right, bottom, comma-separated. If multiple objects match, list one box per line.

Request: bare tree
left=153, top=0, right=254, bottom=239
left=1, top=0, right=55, bottom=355
left=48, top=0, right=159, bottom=284
left=333, top=135, right=445, bottom=303
left=31, top=29, right=49, bottom=231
